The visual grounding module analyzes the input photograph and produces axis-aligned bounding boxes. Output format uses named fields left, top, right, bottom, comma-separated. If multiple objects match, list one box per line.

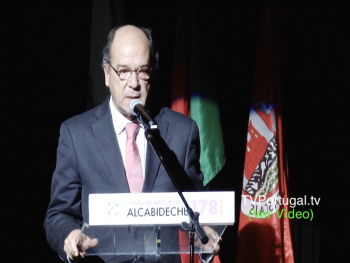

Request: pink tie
left=125, top=122, right=144, bottom=193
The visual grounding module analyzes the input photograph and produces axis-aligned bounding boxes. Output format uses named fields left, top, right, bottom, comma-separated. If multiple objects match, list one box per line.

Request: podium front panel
left=81, top=225, right=226, bottom=256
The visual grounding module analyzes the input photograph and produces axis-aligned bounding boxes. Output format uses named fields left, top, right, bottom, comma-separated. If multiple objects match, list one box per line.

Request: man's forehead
left=111, top=26, right=150, bottom=57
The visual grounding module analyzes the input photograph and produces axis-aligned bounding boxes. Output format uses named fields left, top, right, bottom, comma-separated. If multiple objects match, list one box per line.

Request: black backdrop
left=1, top=1, right=349, bottom=263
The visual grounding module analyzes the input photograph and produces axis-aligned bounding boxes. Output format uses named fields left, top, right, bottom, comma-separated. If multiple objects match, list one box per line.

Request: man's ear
left=103, top=64, right=110, bottom=87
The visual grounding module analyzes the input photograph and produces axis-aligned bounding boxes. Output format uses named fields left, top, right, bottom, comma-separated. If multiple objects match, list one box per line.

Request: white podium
left=80, top=192, right=235, bottom=262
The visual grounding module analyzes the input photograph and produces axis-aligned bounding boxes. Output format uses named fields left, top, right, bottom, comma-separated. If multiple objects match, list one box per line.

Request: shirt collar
left=109, top=96, right=135, bottom=135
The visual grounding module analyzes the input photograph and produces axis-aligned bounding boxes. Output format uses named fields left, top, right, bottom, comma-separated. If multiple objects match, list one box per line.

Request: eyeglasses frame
left=108, top=62, right=151, bottom=81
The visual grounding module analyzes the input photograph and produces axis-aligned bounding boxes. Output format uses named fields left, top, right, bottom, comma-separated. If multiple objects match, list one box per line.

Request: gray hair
left=102, top=25, right=159, bottom=69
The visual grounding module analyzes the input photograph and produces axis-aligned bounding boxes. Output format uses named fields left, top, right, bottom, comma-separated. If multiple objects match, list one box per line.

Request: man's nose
left=127, top=71, right=139, bottom=89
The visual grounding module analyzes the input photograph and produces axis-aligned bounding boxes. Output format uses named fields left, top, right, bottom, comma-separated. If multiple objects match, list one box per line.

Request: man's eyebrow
left=116, top=64, right=150, bottom=69
left=116, top=64, right=129, bottom=68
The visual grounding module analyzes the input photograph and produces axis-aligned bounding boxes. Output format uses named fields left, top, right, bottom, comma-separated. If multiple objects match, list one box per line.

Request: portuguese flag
left=171, top=2, right=225, bottom=263
left=170, top=1, right=225, bottom=187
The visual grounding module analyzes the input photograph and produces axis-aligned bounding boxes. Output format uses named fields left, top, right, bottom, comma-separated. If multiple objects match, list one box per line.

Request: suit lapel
left=142, top=111, right=169, bottom=193
left=91, top=98, right=130, bottom=193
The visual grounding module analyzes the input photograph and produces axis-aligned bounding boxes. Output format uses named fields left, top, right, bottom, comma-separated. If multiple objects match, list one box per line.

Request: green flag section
left=190, top=95, right=225, bottom=185
left=171, top=1, right=225, bottom=187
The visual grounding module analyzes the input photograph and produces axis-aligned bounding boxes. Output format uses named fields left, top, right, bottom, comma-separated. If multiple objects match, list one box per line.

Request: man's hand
left=194, top=226, right=222, bottom=254
left=64, top=229, right=99, bottom=260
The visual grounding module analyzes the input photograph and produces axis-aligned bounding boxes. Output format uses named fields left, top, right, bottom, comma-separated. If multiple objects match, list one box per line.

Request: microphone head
left=129, top=99, right=143, bottom=116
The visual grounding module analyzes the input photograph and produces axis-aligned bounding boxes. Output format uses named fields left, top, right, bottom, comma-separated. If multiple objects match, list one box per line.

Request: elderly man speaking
left=44, top=25, right=219, bottom=263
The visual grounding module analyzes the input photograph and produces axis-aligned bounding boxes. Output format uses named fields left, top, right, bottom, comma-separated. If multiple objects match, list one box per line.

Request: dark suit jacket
left=44, top=96, right=204, bottom=262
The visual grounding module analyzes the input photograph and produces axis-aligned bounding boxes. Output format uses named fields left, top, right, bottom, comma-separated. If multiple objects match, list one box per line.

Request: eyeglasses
left=108, top=63, right=151, bottom=81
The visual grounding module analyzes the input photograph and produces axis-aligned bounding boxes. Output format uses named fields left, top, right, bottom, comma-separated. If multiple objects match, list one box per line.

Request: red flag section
left=171, top=60, right=190, bottom=117
left=236, top=2, right=294, bottom=263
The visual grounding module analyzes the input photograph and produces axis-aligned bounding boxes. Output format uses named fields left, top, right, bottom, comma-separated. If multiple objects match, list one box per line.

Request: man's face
left=103, top=26, right=150, bottom=120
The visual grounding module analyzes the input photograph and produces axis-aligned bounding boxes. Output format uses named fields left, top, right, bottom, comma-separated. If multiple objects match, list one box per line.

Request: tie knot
left=125, top=122, right=139, bottom=138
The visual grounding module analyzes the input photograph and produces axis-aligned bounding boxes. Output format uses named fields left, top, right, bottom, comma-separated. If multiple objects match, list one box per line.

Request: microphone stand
left=144, top=127, right=208, bottom=263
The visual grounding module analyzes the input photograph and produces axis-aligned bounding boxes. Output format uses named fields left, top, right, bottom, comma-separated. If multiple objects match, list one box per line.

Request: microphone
left=129, top=99, right=158, bottom=130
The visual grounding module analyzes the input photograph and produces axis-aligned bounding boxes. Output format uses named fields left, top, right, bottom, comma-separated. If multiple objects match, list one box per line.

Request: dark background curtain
left=1, top=1, right=348, bottom=262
